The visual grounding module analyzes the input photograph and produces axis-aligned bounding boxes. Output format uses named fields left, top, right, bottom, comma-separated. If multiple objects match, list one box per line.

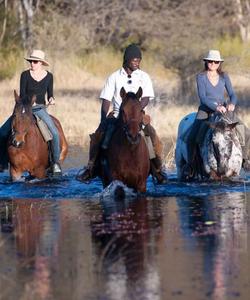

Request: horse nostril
left=12, top=139, right=23, bottom=148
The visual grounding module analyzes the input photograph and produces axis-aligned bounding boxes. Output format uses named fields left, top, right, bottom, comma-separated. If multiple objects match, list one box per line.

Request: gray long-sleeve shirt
left=196, top=72, right=237, bottom=111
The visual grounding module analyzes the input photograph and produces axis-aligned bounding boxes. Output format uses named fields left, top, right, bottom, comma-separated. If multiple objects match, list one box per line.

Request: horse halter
left=11, top=105, right=30, bottom=148
left=121, top=100, right=142, bottom=145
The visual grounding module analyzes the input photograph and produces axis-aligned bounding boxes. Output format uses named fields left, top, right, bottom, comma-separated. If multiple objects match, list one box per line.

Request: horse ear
left=136, top=87, right=143, bottom=99
left=120, top=87, right=126, bottom=101
left=14, top=90, right=20, bottom=103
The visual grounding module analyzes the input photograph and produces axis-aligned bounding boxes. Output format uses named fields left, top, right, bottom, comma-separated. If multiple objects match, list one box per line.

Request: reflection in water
left=91, top=197, right=164, bottom=300
left=0, top=193, right=249, bottom=300
left=177, top=193, right=248, bottom=300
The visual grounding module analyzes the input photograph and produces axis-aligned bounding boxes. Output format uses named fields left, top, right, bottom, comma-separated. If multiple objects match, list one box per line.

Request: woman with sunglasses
left=77, top=44, right=168, bottom=184
left=0, top=50, right=62, bottom=175
left=184, top=49, right=250, bottom=177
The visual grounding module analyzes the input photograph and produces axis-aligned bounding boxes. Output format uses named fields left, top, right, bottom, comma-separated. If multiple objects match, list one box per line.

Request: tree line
left=0, top=0, right=250, bottom=78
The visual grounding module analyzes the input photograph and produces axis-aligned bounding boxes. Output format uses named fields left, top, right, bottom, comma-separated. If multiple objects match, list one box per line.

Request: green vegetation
left=214, top=35, right=250, bottom=71
left=0, top=49, right=22, bottom=80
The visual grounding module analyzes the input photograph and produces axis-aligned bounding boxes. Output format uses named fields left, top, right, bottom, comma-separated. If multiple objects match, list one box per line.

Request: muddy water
left=0, top=147, right=250, bottom=300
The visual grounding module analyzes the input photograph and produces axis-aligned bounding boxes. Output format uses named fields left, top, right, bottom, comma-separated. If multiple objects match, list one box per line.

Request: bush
left=0, top=49, right=22, bottom=81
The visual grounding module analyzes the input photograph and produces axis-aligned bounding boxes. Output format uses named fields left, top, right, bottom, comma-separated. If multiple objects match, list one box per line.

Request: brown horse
left=8, top=91, right=68, bottom=181
left=100, top=87, right=150, bottom=193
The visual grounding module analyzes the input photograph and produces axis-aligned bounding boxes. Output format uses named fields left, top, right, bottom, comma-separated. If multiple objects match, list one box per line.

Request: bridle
left=10, top=104, right=31, bottom=148
left=120, top=100, right=142, bottom=145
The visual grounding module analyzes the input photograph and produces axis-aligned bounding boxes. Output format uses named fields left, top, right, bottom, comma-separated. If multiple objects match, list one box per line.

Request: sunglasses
left=29, top=60, right=39, bottom=64
left=207, top=60, right=220, bottom=64
left=127, top=74, right=132, bottom=84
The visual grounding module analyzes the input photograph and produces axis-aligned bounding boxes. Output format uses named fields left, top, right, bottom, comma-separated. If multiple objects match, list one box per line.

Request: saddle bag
left=34, top=115, right=53, bottom=142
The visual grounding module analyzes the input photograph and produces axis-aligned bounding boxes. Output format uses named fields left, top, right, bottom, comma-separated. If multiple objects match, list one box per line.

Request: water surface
left=0, top=166, right=249, bottom=300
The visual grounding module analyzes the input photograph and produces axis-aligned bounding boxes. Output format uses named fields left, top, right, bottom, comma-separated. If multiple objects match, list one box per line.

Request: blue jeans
left=33, top=106, right=60, bottom=163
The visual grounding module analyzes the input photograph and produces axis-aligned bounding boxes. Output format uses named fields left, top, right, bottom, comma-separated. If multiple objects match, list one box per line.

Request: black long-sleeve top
left=20, top=70, right=54, bottom=105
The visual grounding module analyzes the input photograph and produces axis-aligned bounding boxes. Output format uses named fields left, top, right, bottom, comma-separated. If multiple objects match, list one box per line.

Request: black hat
left=123, top=44, right=142, bottom=64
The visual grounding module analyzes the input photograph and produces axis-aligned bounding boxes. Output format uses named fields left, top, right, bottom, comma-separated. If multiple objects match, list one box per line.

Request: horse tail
left=51, top=116, right=68, bottom=162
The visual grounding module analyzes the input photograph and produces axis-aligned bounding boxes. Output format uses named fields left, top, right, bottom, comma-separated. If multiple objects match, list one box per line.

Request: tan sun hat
left=203, top=49, right=224, bottom=62
left=25, top=49, right=49, bottom=66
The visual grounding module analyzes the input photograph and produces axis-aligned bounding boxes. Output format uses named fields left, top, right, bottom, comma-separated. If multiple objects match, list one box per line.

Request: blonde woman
left=0, top=50, right=61, bottom=175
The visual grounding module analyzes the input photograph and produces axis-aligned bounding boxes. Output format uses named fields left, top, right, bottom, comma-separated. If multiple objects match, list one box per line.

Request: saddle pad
left=34, top=115, right=53, bottom=142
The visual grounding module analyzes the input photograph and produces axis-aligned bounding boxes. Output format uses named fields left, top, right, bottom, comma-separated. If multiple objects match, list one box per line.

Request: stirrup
left=52, top=163, right=62, bottom=176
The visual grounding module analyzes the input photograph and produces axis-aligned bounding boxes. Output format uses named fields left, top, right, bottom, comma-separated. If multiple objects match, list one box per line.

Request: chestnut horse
left=100, top=87, right=150, bottom=193
left=8, top=91, right=68, bottom=181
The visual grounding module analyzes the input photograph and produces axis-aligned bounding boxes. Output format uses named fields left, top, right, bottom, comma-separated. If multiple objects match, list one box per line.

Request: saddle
left=34, top=115, right=53, bottom=142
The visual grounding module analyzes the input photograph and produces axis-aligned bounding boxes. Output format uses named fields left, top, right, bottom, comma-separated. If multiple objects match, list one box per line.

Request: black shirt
left=20, top=70, right=53, bottom=105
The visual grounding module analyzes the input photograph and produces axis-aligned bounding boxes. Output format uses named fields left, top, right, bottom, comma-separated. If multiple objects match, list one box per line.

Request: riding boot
left=51, top=162, right=62, bottom=176
left=143, top=124, right=168, bottom=184
left=76, top=130, right=104, bottom=182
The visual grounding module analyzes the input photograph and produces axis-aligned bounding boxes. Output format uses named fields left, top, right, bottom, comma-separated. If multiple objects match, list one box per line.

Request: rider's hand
left=227, top=103, right=235, bottom=112
left=48, top=97, right=55, bottom=105
left=216, top=105, right=227, bottom=114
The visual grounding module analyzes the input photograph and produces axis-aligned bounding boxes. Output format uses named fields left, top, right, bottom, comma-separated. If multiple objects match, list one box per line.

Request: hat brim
left=25, top=57, right=49, bottom=66
left=203, top=58, right=224, bottom=62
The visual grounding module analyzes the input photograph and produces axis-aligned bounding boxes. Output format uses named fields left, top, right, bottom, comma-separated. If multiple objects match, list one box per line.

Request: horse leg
left=137, top=182, right=147, bottom=193
left=31, top=166, right=47, bottom=179
left=10, top=166, right=23, bottom=181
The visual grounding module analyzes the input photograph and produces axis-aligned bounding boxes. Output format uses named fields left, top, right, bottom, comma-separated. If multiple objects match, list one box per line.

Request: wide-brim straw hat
left=203, top=49, right=224, bottom=62
left=25, top=49, right=49, bottom=66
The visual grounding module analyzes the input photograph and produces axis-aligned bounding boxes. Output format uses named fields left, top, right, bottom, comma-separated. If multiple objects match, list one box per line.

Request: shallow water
left=0, top=165, right=250, bottom=300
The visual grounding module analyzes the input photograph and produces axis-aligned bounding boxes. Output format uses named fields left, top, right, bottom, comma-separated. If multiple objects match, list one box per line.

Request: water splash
left=101, top=180, right=137, bottom=200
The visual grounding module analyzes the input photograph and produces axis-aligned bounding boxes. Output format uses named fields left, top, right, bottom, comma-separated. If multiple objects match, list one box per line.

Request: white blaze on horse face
left=22, top=107, right=25, bottom=114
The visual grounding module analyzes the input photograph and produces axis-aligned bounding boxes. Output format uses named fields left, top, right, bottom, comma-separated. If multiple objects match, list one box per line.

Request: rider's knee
left=143, top=124, right=156, bottom=137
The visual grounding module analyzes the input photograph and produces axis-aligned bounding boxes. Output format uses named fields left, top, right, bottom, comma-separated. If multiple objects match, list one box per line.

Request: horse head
left=119, top=87, right=143, bottom=144
left=204, top=112, right=242, bottom=178
left=11, top=90, right=35, bottom=148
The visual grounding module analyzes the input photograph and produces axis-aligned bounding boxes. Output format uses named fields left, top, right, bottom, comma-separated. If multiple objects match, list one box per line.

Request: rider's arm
left=101, top=99, right=110, bottom=122
left=47, top=73, right=54, bottom=103
left=224, top=73, right=237, bottom=106
left=141, top=73, right=154, bottom=107
left=141, top=97, right=149, bottom=109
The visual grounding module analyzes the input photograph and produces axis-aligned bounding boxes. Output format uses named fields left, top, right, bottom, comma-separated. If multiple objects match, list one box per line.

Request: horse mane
left=21, top=95, right=33, bottom=106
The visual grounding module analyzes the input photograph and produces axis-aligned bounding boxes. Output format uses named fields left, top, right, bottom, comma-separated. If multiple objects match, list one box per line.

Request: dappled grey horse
left=175, top=112, right=242, bottom=181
